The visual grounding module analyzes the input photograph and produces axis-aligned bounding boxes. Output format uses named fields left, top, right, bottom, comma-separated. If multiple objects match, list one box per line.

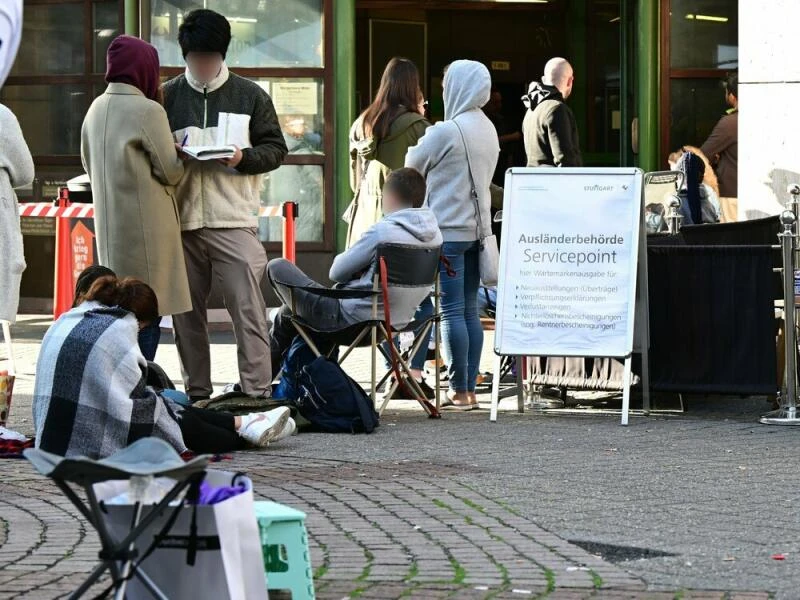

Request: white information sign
left=272, top=81, right=319, bottom=115
left=495, top=168, right=644, bottom=359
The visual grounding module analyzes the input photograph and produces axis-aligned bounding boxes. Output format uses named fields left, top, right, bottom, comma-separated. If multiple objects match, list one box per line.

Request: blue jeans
left=138, top=316, right=162, bottom=362
left=439, top=241, right=483, bottom=392
left=382, top=297, right=435, bottom=372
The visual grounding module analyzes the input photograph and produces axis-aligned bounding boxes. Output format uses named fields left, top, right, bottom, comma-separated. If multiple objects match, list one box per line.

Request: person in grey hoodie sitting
left=267, top=168, right=443, bottom=372
left=405, top=60, right=499, bottom=410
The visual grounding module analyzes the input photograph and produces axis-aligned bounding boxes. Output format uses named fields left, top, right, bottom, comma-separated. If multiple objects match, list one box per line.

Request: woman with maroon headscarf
left=81, top=35, right=190, bottom=361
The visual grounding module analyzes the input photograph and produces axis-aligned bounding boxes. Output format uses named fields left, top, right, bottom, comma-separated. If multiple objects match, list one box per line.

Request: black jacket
left=522, top=83, right=582, bottom=167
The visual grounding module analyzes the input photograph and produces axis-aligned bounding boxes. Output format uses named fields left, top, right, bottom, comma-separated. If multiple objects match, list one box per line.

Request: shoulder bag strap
left=453, top=120, right=485, bottom=240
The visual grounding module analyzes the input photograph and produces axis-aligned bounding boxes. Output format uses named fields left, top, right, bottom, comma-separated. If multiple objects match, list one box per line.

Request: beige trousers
left=173, top=227, right=271, bottom=398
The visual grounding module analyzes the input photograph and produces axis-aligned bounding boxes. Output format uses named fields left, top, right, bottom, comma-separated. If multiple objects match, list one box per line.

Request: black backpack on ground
left=293, top=353, right=380, bottom=434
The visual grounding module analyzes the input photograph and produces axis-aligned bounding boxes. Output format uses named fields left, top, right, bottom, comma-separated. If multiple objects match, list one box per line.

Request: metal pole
left=789, top=184, right=800, bottom=219
left=282, top=201, right=298, bottom=264
left=667, top=197, right=682, bottom=234
left=761, top=209, right=800, bottom=425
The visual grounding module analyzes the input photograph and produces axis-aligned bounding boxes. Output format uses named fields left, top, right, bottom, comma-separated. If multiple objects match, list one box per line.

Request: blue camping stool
left=254, top=500, right=315, bottom=600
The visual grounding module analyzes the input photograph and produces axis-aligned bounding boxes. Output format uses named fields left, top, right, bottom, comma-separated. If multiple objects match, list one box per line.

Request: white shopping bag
left=96, top=470, right=268, bottom=600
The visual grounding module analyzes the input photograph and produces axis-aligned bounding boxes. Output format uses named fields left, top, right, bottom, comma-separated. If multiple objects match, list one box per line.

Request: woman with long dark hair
left=346, top=58, right=436, bottom=397
left=346, top=57, right=430, bottom=247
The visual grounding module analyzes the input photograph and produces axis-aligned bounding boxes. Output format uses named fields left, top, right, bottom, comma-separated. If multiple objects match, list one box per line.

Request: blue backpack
left=296, top=357, right=380, bottom=434
left=273, top=336, right=318, bottom=401
left=275, top=337, right=379, bottom=434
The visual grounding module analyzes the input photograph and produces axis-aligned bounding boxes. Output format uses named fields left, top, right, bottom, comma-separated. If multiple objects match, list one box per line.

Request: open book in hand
left=181, top=145, right=237, bottom=161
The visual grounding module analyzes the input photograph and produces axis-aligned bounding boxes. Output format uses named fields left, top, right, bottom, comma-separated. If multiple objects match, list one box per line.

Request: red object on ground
left=772, top=554, right=786, bottom=560
left=53, top=188, right=74, bottom=320
left=282, top=201, right=297, bottom=264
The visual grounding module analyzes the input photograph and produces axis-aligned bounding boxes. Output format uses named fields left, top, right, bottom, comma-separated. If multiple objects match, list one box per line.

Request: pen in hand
left=175, top=133, right=189, bottom=161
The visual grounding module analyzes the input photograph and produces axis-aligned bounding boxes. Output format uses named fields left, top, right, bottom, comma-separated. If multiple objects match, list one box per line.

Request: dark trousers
left=137, top=316, right=162, bottom=362
left=178, top=406, right=246, bottom=454
left=267, top=258, right=350, bottom=373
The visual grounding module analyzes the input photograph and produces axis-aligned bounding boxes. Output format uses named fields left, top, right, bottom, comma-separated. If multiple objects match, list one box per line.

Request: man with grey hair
left=522, top=57, right=582, bottom=167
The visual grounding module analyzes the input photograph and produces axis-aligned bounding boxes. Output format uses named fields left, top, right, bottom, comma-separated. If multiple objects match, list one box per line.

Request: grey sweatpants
left=173, top=227, right=271, bottom=398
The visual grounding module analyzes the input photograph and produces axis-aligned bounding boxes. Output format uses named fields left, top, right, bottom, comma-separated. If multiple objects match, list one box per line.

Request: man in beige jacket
left=163, top=10, right=287, bottom=400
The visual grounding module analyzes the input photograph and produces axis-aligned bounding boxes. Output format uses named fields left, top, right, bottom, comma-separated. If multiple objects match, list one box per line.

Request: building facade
left=7, top=0, right=738, bottom=309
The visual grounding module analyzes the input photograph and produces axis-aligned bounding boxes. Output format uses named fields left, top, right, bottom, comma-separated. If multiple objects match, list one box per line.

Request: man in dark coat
left=522, top=57, right=582, bottom=167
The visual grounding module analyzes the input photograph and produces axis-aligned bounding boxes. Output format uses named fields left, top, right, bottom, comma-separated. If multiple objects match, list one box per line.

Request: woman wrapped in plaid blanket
left=32, top=276, right=294, bottom=459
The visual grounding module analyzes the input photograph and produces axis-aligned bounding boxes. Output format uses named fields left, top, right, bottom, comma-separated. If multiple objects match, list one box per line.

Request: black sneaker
left=383, top=377, right=436, bottom=400
left=412, top=377, right=436, bottom=400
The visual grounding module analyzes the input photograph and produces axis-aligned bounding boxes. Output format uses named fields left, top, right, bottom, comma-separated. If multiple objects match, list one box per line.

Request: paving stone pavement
left=0, top=316, right=789, bottom=599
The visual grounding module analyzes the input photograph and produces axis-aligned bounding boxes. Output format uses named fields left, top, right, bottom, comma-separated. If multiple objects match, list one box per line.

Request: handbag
left=454, top=121, right=500, bottom=286
left=97, top=470, right=268, bottom=600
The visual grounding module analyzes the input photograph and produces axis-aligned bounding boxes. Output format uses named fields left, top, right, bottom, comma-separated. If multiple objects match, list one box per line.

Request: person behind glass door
left=406, top=60, right=499, bottom=410
left=162, top=9, right=288, bottom=401
left=80, top=35, right=190, bottom=362
left=258, top=114, right=323, bottom=244
left=522, top=57, right=582, bottom=168
left=701, top=73, right=738, bottom=218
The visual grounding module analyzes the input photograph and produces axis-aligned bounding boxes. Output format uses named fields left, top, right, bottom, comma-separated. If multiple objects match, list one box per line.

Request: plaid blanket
left=32, top=302, right=186, bottom=459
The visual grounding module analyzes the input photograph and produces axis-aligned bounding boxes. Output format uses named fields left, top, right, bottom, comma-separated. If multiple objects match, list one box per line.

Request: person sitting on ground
left=72, top=264, right=176, bottom=391
left=33, top=276, right=295, bottom=460
left=268, top=168, right=443, bottom=378
left=72, top=264, right=116, bottom=307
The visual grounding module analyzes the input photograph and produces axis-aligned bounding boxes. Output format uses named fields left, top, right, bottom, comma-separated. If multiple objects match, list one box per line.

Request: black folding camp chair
left=24, top=438, right=209, bottom=600
left=273, top=243, right=443, bottom=418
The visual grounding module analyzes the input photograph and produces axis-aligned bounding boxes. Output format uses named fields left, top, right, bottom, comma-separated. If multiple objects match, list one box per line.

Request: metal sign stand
left=489, top=168, right=650, bottom=426
left=762, top=185, right=800, bottom=425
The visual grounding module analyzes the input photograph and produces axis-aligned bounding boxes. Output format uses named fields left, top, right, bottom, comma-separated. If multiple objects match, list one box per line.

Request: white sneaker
left=272, top=418, right=297, bottom=443
left=239, top=407, right=291, bottom=447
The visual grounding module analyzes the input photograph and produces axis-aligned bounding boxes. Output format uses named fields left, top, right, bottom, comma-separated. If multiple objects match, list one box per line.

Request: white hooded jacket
left=405, top=60, right=499, bottom=242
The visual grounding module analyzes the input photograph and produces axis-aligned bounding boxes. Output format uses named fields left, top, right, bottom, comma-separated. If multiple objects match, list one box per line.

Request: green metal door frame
left=334, top=0, right=356, bottom=251
left=124, top=0, right=138, bottom=35
left=636, top=0, right=659, bottom=172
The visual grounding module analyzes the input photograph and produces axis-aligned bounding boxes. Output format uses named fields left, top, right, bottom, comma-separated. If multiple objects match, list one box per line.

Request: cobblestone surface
left=0, top=317, right=784, bottom=599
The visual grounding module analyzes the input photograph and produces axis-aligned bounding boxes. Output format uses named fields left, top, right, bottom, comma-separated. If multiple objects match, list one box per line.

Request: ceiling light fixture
left=686, top=13, right=729, bottom=22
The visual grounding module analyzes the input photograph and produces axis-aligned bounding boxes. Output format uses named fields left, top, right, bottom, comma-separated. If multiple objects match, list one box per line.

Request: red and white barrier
left=19, top=202, right=94, bottom=219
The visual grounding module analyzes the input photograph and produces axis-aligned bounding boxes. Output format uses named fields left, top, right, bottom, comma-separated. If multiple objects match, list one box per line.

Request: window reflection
left=2, top=86, right=89, bottom=155
left=11, top=4, right=85, bottom=75
left=669, top=78, right=728, bottom=153
left=259, top=164, right=324, bottom=243
left=94, top=1, right=121, bottom=73
left=151, top=0, right=324, bottom=68
left=670, top=0, right=738, bottom=69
